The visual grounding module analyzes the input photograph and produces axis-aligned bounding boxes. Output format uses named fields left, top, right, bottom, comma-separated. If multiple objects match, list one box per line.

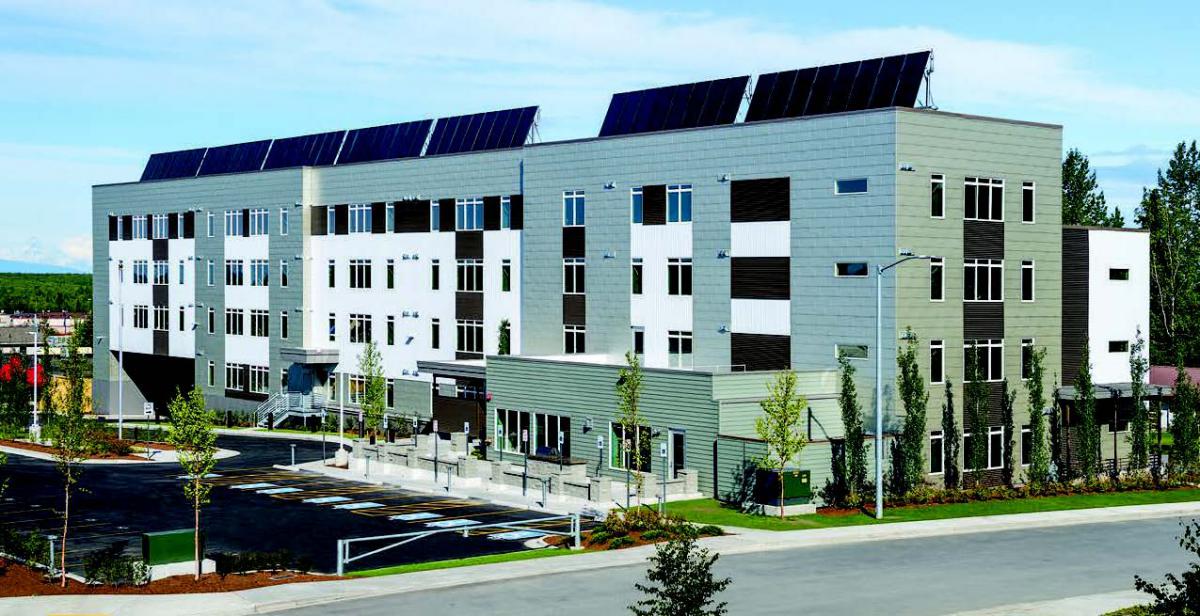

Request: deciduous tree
left=48, top=332, right=90, bottom=587
left=616, top=351, right=646, bottom=502
left=357, top=340, right=386, bottom=437
left=167, top=387, right=218, bottom=581
left=755, top=371, right=808, bottom=518
left=630, top=535, right=732, bottom=616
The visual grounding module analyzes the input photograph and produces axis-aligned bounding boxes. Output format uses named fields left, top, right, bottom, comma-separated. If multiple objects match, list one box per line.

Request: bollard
left=47, top=534, right=57, bottom=578
left=572, top=514, right=581, bottom=549
left=290, top=443, right=296, bottom=467
left=335, top=539, right=344, bottom=576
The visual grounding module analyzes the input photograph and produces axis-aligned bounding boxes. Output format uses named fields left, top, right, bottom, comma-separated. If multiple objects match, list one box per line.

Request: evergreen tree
left=895, top=329, right=928, bottom=495
left=357, top=340, right=386, bottom=437
left=965, top=345, right=989, bottom=488
left=941, top=379, right=960, bottom=490
left=1108, top=206, right=1126, bottom=228
left=1172, top=361, right=1199, bottom=477
left=630, top=535, right=732, bottom=616
left=497, top=319, right=511, bottom=355
left=1128, top=328, right=1150, bottom=471
left=1001, top=380, right=1017, bottom=488
left=1026, top=347, right=1051, bottom=485
left=1062, top=149, right=1117, bottom=226
left=1050, top=376, right=1069, bottom=482
left=1076, top=340, right=1100, bottom=481
left=837, top=353, right=866, bottom=504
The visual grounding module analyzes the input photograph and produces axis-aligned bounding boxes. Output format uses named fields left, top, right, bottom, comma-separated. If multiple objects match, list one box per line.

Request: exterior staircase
left=255, top=392, right=327, bottom=428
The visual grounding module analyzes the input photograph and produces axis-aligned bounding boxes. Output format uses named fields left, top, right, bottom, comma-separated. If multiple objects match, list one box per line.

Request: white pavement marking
left=390, top=512, right=443, bottom=521
left=333, top=502, right=384, bottom=510
left=304, top=496, right=353, bottom=504
left=258, top=487, right=303, bottom=495
left=488, top=530, right=545, bottom=541
left=426, top=519, right=478, bottom=528
left=231, top=482, right=277, bottom=490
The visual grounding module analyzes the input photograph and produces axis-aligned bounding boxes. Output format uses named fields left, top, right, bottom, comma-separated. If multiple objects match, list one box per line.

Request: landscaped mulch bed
left=0, top=559, right=338, bottom=596
left=0, top=438, right=173, bottom=461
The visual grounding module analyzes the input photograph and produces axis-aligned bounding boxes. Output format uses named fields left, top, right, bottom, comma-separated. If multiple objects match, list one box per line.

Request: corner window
left=667, top=184, right=692, bottom=223
left=1021, top=260, right=1035, bottom=302
left=835, top=178, right=868, bottom=195
left=964, top=177, right=1004, bottom=222
left=930, top=174, right=945, bottom=218
left=836, top=344, right=869, bottom=360
left=1022, top=181, right=1035, bottom=223
left=563, top=190, right=585, bottom=227
left=631, top=187, right=643, bottom=224
left=835, top=262, right=869, bottom=277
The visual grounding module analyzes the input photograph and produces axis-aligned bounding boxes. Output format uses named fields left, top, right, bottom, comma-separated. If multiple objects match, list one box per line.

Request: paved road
left=284, top=516, right=1192, bottom=616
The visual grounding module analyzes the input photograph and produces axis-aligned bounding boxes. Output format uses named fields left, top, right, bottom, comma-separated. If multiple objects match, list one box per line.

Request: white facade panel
left=483, top=229, right=521, bottom=356
left=224, top=235, right=270, bottom=366
left=1087, top=229, right=1150, bottom=384
left=630, top=222, right=693, bottom=368
left=731, top=299, right=791, bottom=335
left=166, top=238, right=195, bottom=358
left=731, top=221, right=790, bottom=257
left=107, top=241, right=154, bottom=355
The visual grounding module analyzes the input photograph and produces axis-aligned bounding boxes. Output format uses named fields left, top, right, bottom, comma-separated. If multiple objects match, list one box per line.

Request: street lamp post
left=117, top=261, right=125, bottom=441
left=875, top=250, right=936, bottom=520
left=30, top=328, right=40, bottom=439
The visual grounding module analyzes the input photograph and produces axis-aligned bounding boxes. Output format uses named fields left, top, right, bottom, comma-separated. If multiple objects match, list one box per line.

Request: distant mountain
left=0, top=259, right=85, bottom=274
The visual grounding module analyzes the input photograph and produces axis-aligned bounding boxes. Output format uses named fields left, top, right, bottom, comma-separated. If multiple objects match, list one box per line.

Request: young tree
left=497, top=319, right=511, bottom=356
left=1025, top=347, right=1051, bottom=485
left=895, top=329, right=928, bottom=495
left=616, top=351, right=646, bottom=502
left=837, top=353, right=866, bottom=503
left=49, top=332, right=90, bottom=587
left=1062, top=148, right=1116, bottom=227
left=1050, top=377, right=1069, bottom=482
left=357, top=340, right=386, bottom=437
left=1134, top=519, right=1200, bottom=613
left=1000, top=380, right=1017, bottom=488
left=1172, top=362, right=1199, bottom=477
left=941, top=380, right=960, bottom=490
left=965, top=346, right=989, bottom=488
left=1076, top=341, right=1100, bottom=481
left=1128, top=328, right=1150, bottom=471
left=630, top=534, right=732, bottom=616
left=167, top=387, right=218, bottom=581
left=755, top=371, right=808, bottom=518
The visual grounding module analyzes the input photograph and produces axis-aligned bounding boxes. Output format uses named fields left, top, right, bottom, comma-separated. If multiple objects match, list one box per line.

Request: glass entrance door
left=670, top=430, right=685, bottom=479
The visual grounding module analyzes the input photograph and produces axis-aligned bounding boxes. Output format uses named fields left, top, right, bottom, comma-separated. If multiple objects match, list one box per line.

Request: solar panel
left=598, top=75, right=749, bottom=137
left=140, top=148, right=207, bottom=181
left=337, top=120, right=433, bottom=165
left=745, top=51, right=930, bottom=122
left=426, top=106, right=538, bottom=156
left=196, top=140, right=272, bottom=176
left=263, top=130, right=346, bottom=170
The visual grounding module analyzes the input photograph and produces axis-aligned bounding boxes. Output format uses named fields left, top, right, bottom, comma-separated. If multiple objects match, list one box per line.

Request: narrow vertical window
left=930, top=340, right=944, bottom=384
left=501, top=259, right=511, bottom=292
left=280, top=207, right=290, bottom=235
left=930, top=257, right=944, bottom=301
left=386, top=259, right=395, bottom=289
left=328, top=259, right=336, bottom=288
left=631, top=187, right=643, bottom=224
left=387, top=315, right=395, bottom=346
left=385, top=203, right=395, bottom=232
left=1021, top=181, right=1035, bottom=223
left=207, top=361, right=215, bottom=387
left=930, top=174, right=944, bottom=218
left=281, top=311, right=289, bottom=340
left=430, top=202, right=440, bottom=231
left=563, top=190, right=585, bottom=227
left=1021, top=338, right=1035, bottom=379
left=431, top=318, right=441, bottom=349
left=280, top=260, right=289, bottom=287
left=1021, top=260, right=1035, bottom=301
left=328, top=313, right=336, bottom=342
left=431, top=259, right=440, bottom=290
left=930, top=431, right=944, bottom=474
left=206, top=259, right=214, bottom=286
left=207, top=308, right=214, bottom=334
left=631, top=258, right=643, bottom=295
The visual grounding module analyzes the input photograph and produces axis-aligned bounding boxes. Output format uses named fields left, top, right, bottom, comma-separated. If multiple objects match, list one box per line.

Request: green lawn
left=346, top=548, right=573, bottom=577
left=667, top=488, right=1200, bottom=531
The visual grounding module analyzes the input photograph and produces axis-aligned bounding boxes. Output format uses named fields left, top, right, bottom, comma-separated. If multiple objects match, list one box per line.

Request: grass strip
left=346, top=548, right=575, bottom=578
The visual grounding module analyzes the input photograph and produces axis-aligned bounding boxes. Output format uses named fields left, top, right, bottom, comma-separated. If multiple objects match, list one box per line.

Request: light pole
left=875, top=250, right=936, bottom=520
left=30, top=328, right=40, bottom=439
left=117, top=261, right=125, bottom=440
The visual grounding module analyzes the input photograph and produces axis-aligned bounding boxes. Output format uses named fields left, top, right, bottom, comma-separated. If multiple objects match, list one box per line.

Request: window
left=835, top=178, right=868, bottom=194
left=225, top=260, right=244, bottom=286
left=328, top=313, right=336, bottom=342
left=349, top=314, right=372, bottom=343
left=132, top=215, right=148, bottom=239
left=1109, top=340, right=1130, bottom=353
left=178, top=306, right=185, bottom=331
left=225, top=309, right=244, bottom=336
left=327, top=206, right=336, bottom=233
left=668, top=258, right=692, bottom=295
left=836, top=344, right=869, bottom=360
left=632, top=327, right=645, bottom=355
left=206, top=260, right=214, bottom=286
left=931, top=174, right=945, bottom=218
left=430, top=202, right=440, bottom=231
left=963, top=427, right=1004, bottom=471
left=495, top=409, right=531, bottom=454
left=1021, top=182, right=1035, bottom=223
left=1021, top=426, right=1032, bottom=466
left=930, top=431, right=944, bottom=474
left=280, top=260, right=289, bottom=287
left=386, top=259, right=395, bottom=289
left=930, top=340, right=944, bottom=384
left=563, top=258, right=585, bottom=294
left=564, top=325, right=586, bottom=354
left=1021, top=260, right=1035, bottom=301
left=667, top=184, right=692, bottom=223
left=535, top=413, right=571, bottom=457
left=327, top=259, right=335, bottom=288
left=631, top=187, right=643, bottom=224
left=930, top=258, right=944, bottom=301
left=668, top=330, right=693, bottom=368
left=133, top=305, right=149, bottom=329
left=964, top=177, right=1005, bottom=222
left=835, top=262, right=869, bottom=277
left=1109, top=268, right=1130, bottom=281
left=453, top=198, right=483, bottom=231
left=206, top=212, right=214, bottom=237
left=153, top=260, right=169, bottom=285
left=964, top=259, right=1003, bottom=302
left=250, top=309, right=269, bottom=337
left=225, top=363, right=244, bottom=390
left=386, top=380, right=394, bottom=408
left=964, top=339, right=1004, bottom=382
left=249, top=366, right=269, bottom=394
left=280, top=311, right=289, bottom=340
left=385, top=203, right=395, bottom=232
left=115, top=216, right=124, bottom=240
left=501, top=259, right=511, bottom=292
left=177, top=212, right=186, bottom=238
left=280, top=207, right=290, bottom=235
left=349, top=259, right=372, bottom=289
left=431, top=318, right=440, bottom=349
left=610, top=423, right=652, bottom=472
left=248, top=208, right=269, bottom=236
left=563, top=190, right=585, bottom=227
left=457, top=319, right=483, bottom=354
left=431, top=260, right=440, bottom=290
left=153, top=306, right=169, bottom=331
left=500, top=196, right=512, bottom=229
left=207, top=308, right=215, bottom=334
left=178, top=260, right=185, bottom=285
left=225, top=210, right=243, bottom=236
left=1021, top=339, right=1035, bottom=379
left=349, top=204, right=372, bottom=233
left=387, top=316, right=395, bottom=346
left=249, top=259, right=269, bottom=287
left=133, top=260, right=149, bottom=284
left=631, top=258, right=643, bottom=295
left=152, top=214, right=169, bottom=239
left=207, top=361, right=215, bottom=387
left=457, top=259, right=484, bottom=292
left=282, top=368, right=289, bottom=393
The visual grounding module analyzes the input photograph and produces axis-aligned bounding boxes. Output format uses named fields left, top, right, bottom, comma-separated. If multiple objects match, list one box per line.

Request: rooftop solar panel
left=196, top=140, right=272, bottom=176
left=337, top=120, right=433, bottom=165
left=598, top=75, right=749, bottom=137
left=746, top=51, right=930, bottom=122
left=426, top=106, right=538, bottom=156
left=263, top=130, right=346, bottom=170
left=140, top=148, right=207, bottom=181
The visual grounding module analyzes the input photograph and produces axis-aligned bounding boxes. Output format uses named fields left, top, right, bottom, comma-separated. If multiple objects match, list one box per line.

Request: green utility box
left=142, top=529, right=201, bottom=565
left=753, top=468, right=812, bottom=506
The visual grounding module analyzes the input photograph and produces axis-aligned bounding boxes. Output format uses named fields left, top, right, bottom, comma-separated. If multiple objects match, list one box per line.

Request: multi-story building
left=92, top=51, right=1146, bottom=500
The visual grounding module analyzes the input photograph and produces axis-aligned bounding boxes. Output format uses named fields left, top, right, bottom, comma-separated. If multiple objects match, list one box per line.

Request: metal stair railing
left=255, top=392, right=286, bottom=427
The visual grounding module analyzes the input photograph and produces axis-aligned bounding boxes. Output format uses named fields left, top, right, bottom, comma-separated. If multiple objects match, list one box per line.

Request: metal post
left=541, top=479, right=547, bottom=506
left=522, top=428, right=528, bottom=497
left=321, top=411, right=327, bottom=463
left=625, top=439, right=632, bottom=509
left=659, top=440, right=667, bottom=514
left=434, top=419, right=440, bottom=484
left=875, top=266, right=883, bottom=520
left=30, top=328, right=40, bottom=439
left=117, top=262, right=124, bottom=441
left=572, top=513, right=581, bottom=549
left=339, top=373, right=345, bottom=452
left=290, top=443, right=296, bottom=467
left=336, top=539, right=344, bottom=577
left=365, top=457, right=370, bottom=479
left=47, top=534, right=57, bottom=577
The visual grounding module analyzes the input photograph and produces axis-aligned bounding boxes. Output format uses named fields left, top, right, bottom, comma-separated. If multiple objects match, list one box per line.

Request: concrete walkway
left=946, top=590, right=1145, bottom=615
left=0, top=443, right=240, bottom=465
left=5, top=500, right=1195, bottom=616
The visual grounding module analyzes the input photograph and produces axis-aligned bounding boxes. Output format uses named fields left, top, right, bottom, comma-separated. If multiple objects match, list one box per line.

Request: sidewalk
left=6, top=500, right=1196, bottom=616
left=946, top=590, right=1144, bottom=615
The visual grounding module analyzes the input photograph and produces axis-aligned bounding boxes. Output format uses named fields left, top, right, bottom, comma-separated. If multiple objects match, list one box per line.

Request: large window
left=610, top=423, right=652, bottom=472
left=457, top=319, right=483, bottom=354
left=964, top=259, right=1003, bottom=302
left=495, top=409, right=531, bottom=454
left=1021, top=181, right=1035, bottom=223
left=631, top=187, right=643, bottom=224
left=132, top=260, right=148, bottom=284
left=457, top=259, right=483, bottom=292
left=152, top=214, right=169, bottom=239
left=535, top=413, right=571, bottom=457
left=668, top=258, right=692, bottom=295
left=456, top=198, right=484, bottom=231
left=249, top=259, right=269, bottom=287
left=964, top=339, right=1004, bottom=382
left=668, top=330, right=693, bottom=368
left=930, top=431, right=944, bottom=474
left=250, top=309, right=269, bottom=337
left=963, top=428, right=1006, bottom=471
left=153, top=260, right=169, bottom=285
left=225, top=210, right=243, bottom=236
left=132, top=215, right=148, bottom=239
left=930, top=174, right=945, bottom=218
left=563, top=190, right=585, bottom=227
left=1021, top=260, right=1035, bottom=301
left=248, top=208, right=269, bottom=236
left=965, top=177, right=1004, bottom=221
left=930, top=258, right=944, bottom=301
left=225, top=363, right=245, bottom=390
left=225, top=259, right=244, bottom=286
left=349, top=314, right=372, bottom=343
left=349, top=259, right=372, bottom=289
left=564, top=325, right=586, bottom=354
left=667, top=184, right=692, bottom=223
left=133, top=305, right=149, bottom=329
left=225, top=309, right=244, bottom=336
left=930, top=340, right=944, bottom=384
left=249, top=366, right=269, bottom=394
left=563, top=258, right=585, bottom=294
left=349, top=204, right=372, bottom=233
left=153, top=306, right=169, bottom=331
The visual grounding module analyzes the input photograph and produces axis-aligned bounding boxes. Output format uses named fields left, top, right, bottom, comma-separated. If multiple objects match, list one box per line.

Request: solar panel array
left=263, top=130, right=346, bottom=170
left=598, top=76, right=749, bottom=137
left=337, top=120, right=433, bottom=165
left=140, top=148, right=208, bottom=181
left=196, top=140, right=273, bottom=176
left=745, top=51, right=930, bottom=122
left=425, top=107, right=538, bottom=156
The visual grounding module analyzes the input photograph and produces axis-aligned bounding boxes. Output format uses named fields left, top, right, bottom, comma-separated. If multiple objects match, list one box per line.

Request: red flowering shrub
left=25, top=365, right=47, bottom=388
left=0, top=356, right=21, bottom=383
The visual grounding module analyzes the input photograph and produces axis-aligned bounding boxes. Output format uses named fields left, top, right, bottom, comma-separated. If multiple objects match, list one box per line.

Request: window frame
left=563, top=190, right=586, bottom=227
left=834, top=178, right=869, bottom=195
left=631, top=258, right=644, bottom=295
left=563, top=258, right=585, bottom=295
left=1021, top=338, right=1035, bottom=380
left=349, top=313, right=373, bottom=344
left=630, top=187, right=643, bottom=224
left=457, top=258, right=484, bottom=292
left=1021, top=260, right=1035, bottom=302
left=1021, top=181, right=1036, bottom=224
left=930, top=431, right=944, bottom=475
left=930, top=174, right=945, bottom=219
left=456, top=319, right=484, bottom=354
left=964, top=258, right=1004, bottom=302
left=964, top=177, right=1005, bottom=222
left=964, top=339, right=1004, bottom=383
left=564, top=324, right=586, bottom=354
left=930, top=340, right=944, bottom=384
left=667, top=330, right=694, bottom=368
left=667, top=258, right=692, bottom=296
left=835, top=262, right=869, bottom=278
left=666, top=184, right=693, bottom=223
left=248, top=208, right=269, bottom=236
left=280, top=207, right=290, bottom=236
left=930, top=257, right=944, bottom=302
left=348, top=204, right=372, bottom=234
left=835, top=344, right=869, bottom=361
left=455, top=197, right=484, bottom=231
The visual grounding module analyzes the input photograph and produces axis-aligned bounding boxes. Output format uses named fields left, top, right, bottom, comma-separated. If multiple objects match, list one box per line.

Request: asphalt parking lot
left=0, top=433, right=574, bottom=574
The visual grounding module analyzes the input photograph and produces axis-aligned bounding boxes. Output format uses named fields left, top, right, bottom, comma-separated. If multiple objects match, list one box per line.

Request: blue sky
left=1, top=0, right=1197, bottom=271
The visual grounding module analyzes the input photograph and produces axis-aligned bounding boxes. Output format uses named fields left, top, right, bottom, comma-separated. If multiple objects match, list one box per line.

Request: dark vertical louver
left=438, top=198, right=456, bottom=232
left=334, top=204, right=349, bottom=235
left=1062, top=228, right=1090, bottom=384
left=731, top=177, right=790, bottom=222
left=121, top=215, right=133, bottom=240
left=730, top=333, right=791, bottom=371
left=730, top=257, right=790, bottom=299
left=108, top=216, right=118, bottom=241
left=311, top=206, right=328, bottom=235
left=509, top=195, right=523, bottom=230
left=643, top=184, right=666, bottom=225
left=483, top=196, right=501, bottom=230
left=167, top=213, right=179, bottom=239
left=241, top=208, right=250, bottom=237
left=371, top=202, right=387, bottom=233
left=562, top=227, right=585, bottom=258
left=183, top=211, right=195, bottom=238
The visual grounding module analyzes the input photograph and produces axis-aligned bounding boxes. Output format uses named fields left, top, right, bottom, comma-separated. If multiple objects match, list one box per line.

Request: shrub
left=641, top=529, right=668, bottom=541
left=608, top=536, right=635, bottom=550
left=208, top=549, right=302, bottom=577
left=82, top=542, right=150, bottom=586
left=0, top=527, right=50, bottom=565
left=586, top=530, right=612, bottom=546
left=696, top=525, right=724, bottom=537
